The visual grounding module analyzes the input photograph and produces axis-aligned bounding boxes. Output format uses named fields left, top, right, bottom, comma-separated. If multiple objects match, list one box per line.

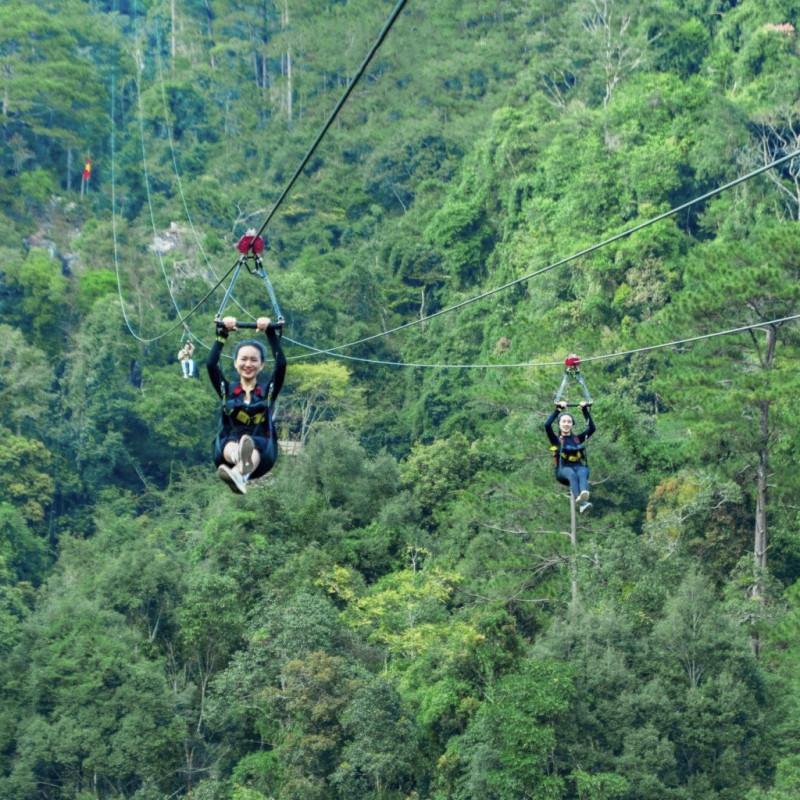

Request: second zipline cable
left=287, top=148, right=800, bottom=361
left=284, top=313, right=800, bottom=370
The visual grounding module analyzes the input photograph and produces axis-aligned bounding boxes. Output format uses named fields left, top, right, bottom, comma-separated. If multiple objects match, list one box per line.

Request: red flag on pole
left=80, top=157, right=92, bottom=196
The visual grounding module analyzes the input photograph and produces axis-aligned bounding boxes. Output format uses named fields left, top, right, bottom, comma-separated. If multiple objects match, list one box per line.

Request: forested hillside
left=2, top=1, right=800, bottom=798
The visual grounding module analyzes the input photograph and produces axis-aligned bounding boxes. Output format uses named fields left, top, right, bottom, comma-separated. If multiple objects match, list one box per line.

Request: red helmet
left=564, top=353, right=581, bottom=368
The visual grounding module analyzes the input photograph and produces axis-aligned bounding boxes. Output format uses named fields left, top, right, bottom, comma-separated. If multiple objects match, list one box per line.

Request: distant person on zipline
left=544, top=400, right=596, bottom=513
left=177, top=339, right=195, bottom=378
left=207, top=316, right=286, bottom=495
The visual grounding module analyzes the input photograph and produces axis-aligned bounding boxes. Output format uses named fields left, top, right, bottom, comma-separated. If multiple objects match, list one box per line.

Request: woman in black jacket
left=544, top=400, right=596, bottom=513
left=207, top=316, right=286, bottom=494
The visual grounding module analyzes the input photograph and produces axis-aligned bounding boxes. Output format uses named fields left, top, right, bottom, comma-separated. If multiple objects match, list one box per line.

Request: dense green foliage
left=2, top=0, right=800, bottom=798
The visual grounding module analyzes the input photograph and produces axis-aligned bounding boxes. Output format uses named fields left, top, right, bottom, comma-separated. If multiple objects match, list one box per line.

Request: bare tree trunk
left=569, top=495, right=578, bottom=606
left=754, top=400, right=769, bottom=583
left=171, top=0, right=177, bottom=64
left=184, top=742, right=194, bottom=792
left=287, top=45, right=293, bottom=121
left=753, top=325, right=776, bottom=598
left=750, top=325, right=777, bottom=657
left=756, top=121, right=800, bottom=220
left=300, top=397, right=312, bottom=444
left=205, top=1, right=216, bottom=70
left=283, top=1, right=293, bottom=122
left=582, top=0, right=646, bottom=109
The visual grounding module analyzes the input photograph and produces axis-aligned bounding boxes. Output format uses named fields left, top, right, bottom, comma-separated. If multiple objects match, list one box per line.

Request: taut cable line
left=114, top=0, right=410, bottom=346
left=282, top=313, right=800, bottom=370
left=251, top=0, right=409, bottom=244
left=287, top=148, right=800, bottom=361
left=110, top=15, right=238, bottom=344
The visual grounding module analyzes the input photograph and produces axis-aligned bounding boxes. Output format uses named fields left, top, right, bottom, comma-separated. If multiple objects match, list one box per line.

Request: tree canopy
left=1, top=1, right=800, bottom=798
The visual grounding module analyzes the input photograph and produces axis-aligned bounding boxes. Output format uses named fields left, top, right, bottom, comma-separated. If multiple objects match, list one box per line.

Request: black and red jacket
left=206, top=327, right=286, bottom=441
left=544, top=406, right=595, bottom=470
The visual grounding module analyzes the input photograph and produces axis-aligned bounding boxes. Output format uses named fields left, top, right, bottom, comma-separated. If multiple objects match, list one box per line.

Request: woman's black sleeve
left=578, top=407, right=596, bottom=441
left=206, top=337, right=227, bottom=399
left=544, top=409, right=560, bottom=446
left=266, top=328, right=286, bottom=402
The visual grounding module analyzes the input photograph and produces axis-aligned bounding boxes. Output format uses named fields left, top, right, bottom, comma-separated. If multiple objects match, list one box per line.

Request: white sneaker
left=579, top=501, right=592, bottom=514
left=217, top=464, right=247, bottom=495
left=577, top=489, right=590, bottom=503
left=238, top=435, right=255, bottom=477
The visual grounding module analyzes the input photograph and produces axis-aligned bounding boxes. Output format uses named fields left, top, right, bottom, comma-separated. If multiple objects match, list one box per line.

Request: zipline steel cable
left=112, top=0, right=410, bottom=345
left=144, top=86, right=800, bottom=373
left=278, top=312, right=800, bottom=370
left=126, top=59, right=800, bottom=365
left=133, top=55, right=222, bottom=354
left=250, top=0, right=409, bottom=245
left=117, top=4, right=799, bottom=370
left=287, top=148, right=800, bottom=361
left=153, top=31, right=254, bottom=335
left=150, top=36, right=254, bottom=359
left=111, top=38, right=239, bottom=344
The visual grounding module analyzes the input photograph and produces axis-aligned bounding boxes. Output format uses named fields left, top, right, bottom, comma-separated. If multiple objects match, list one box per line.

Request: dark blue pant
left=556, top=465, right=589, bottom=498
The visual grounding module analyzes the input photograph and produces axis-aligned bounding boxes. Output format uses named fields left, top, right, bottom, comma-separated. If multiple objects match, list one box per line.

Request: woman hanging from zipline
left=544, top=355, right=596, bottom=513
left=544, top=400, right=596, bottom=513
left=207, top=315, right=286, bottom=494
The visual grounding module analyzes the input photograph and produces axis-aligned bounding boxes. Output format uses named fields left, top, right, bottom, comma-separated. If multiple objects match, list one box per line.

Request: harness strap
left=554, top=372, right=571, bottom=404
left=233, top=409, right=267, bottom=425
left=220, top=378, right=272, bottom=425
left=550, top=437, right=587, bottom=467
left=251, top=255, right=284, bottom=322
left=554, top=354, right=593, bottom=405
left=216, top=234, right=284, bottom=322
left=216, top=257, right=246, bottom=320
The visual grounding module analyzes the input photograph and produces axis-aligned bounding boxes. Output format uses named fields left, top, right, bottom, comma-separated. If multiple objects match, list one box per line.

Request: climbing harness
left=553, top=354, right=593, bottom=406
left=215, top=230, right=284, bottom=324
left=222, top=384, right=270, bottom=426
left=232, top=409, right=268, bottom=426
left=550, top=439, right=587, bottom=467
